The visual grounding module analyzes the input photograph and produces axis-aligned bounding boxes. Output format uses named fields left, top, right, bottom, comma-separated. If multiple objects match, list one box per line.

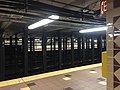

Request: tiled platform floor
left=0, top=64, right=106, bottom=90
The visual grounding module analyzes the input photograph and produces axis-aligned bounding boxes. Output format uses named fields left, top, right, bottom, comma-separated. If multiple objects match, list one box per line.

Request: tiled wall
left=106, top=0, right=120, bottom=90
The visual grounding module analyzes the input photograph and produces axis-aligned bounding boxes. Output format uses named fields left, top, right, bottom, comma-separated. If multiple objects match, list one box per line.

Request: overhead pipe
left=0, top=1, right=92, bottom=18
left=0, top=9, right=105, bottom=26
left=0, top=0, right=105, bottom=22
left=0, top=9, right=42, bottom=18
left=44, top=0, right=95, bottom=12
left=2, top=0, right=94, bottom=15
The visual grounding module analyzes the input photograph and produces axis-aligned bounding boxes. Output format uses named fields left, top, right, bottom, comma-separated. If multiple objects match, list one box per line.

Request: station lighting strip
left=28, top=15, right=59, bottom=29
left=79, top=27, right=108, bottom=33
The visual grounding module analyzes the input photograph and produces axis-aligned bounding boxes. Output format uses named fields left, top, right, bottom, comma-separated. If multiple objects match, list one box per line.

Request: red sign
left=101, top=0, right=107, bottom=15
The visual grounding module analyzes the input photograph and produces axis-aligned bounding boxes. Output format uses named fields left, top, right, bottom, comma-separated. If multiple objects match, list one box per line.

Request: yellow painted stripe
left=102, top=52, right=107, bottom=78
left=0, top=63, right=101, bottom=87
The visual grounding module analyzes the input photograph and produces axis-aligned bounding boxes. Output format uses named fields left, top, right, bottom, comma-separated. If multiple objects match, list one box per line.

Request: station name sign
left=101, top=0, right=107, bottom=15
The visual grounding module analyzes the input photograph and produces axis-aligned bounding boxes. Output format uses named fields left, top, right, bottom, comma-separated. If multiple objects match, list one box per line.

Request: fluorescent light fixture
left=28, top=15, right=59, bottom=30
left=48, top=15, right=59, bottom=19
left=79, top=27, right=108, bottom=33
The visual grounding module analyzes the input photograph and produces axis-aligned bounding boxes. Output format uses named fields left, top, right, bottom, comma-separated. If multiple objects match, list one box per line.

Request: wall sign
left=101, top=0, right=107, bottom=15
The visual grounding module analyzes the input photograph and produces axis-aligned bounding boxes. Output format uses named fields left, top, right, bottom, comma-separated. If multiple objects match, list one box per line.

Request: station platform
left=0, top=63, right=106, bottom=90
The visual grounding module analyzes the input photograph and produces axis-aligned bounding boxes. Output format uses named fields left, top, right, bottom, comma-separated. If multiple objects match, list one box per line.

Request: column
left=42, top=32, right=47, bottom=71
left=71, top=32, right=74, bottom=66
left=23, top=27, right=28, bottom=75
left=0, top=29, right=5, bottom=81
left=106, top=0, right=120, bottom=90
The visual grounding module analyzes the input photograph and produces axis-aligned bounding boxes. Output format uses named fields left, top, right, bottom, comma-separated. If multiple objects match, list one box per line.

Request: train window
left=80, top=39, right=82, bottom=49
left=34, top=39, right=42, bottom=51
left=74, top=39, right=78, bottom=49
left=102, top=40, right=105, bottom=48
left=18, top=38, right=22, bottom=45
left=94, top=39, right=98, bottom=48
left=61, top=38, right=63, bottom=50
left=67, top=38, right=71, bottom=50
left=28, top=40, right=30, bottom=52
left=4, top=38, right=10, bottom=45
left=89, top=39, right=92, bottom=49
left=52, top=38, right=54, bottom=50
left=55, top=37, right=58, bottom=50
left=84, top=38, right=86, bottom=49
left=46, top=38, right=51, bottom=51
left=12, top=39, right=15, bottom=45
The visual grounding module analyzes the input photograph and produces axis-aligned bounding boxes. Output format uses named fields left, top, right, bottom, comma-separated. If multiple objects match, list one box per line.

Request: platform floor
left=0, top=63, right=106, bottom=90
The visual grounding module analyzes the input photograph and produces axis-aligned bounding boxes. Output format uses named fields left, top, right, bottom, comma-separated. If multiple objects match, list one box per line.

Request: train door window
left=34, top=39, right=42, bottom=51
left=102, top=39, right=105, bottom=48
left=28, top=39, right=30, bottom=52
left=52, top=38, right=54, bottom=51
left=84, top=38, right=86, bottom=49
left=74, top=39, right=78, bottom=49
left=46, top=38, right=51, bottom=51
left=18, top=38, right=22, bottom=45
left=80, top=38, right=82, bottom=49
left=61, top=38, right=63, bottom=50
left=5, top=38, right=10, bottom=45
left=12, top=38, right=15, bottom=45
left=89, top=38, right=92, bottom=49
left=55, top=37, right=58, bottom=50
left=94, top=39, right=98, bottom=48
left=67, top=38, right=71, bottom=50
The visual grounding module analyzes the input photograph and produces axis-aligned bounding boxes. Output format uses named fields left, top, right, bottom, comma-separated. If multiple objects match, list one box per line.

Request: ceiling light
left=28, top=15, right=59, bottom=30
left=79, top=27, right=108, bottom=33
left=48, top=15, right=59, bottom=19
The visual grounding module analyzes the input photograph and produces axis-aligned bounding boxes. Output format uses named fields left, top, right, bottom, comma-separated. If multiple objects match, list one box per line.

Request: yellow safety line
left=0, top=63, right=101, bottom=88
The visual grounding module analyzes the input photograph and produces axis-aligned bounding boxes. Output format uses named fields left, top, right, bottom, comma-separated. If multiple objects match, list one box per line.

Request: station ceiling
left=0, top=0, right=106, bottom=36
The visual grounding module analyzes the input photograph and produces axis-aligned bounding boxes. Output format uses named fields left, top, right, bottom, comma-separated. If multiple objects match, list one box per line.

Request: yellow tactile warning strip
left=0, top=63, right=101, bottom=88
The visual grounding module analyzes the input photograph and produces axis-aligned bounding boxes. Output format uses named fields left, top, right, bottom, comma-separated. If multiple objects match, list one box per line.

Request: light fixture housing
left=48, top=15, right=59, bottom=19
left=28, top=15, right=59, bottom=30
left=79, top=27, right=108, bottom=33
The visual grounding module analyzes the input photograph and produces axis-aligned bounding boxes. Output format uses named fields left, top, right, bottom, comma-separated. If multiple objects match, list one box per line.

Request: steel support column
left=78, top=37, right=81, bottom=63
left=54, top=37, right=56, bottom=51
left=32, top=37, right=34, bottom=52
left=82, top=35, right=85, bottom=64
left=30, top=37, right=32, bottom=52
left=15, top=35, right=17, bottom=46
left=58, top=32, right=62, bottom=69
left=23, top=27, right=28, bottom=75
left=71, top=33, right=74, bottom=66
left=91, top=35, right=94, bottom=63
left=42, top=32, right=47, bottom=71
left=98, top=35, right=102, bottom=62
left=15, top=35, right=18, bottom=71
left=0, top=29, right=5, bottom=81
left=10, top=36, right=12, bottom=45
left=50, top=37, right=52, bottom=51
